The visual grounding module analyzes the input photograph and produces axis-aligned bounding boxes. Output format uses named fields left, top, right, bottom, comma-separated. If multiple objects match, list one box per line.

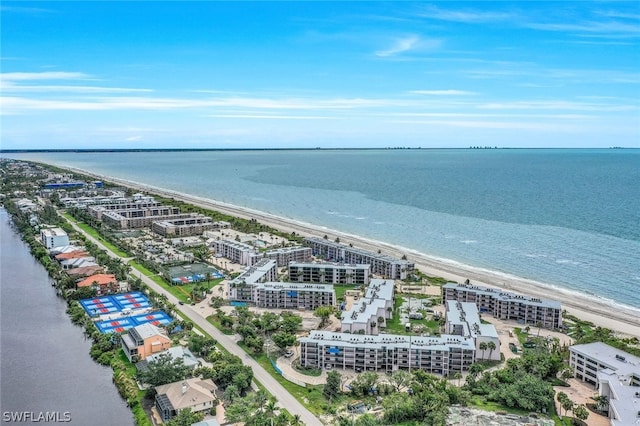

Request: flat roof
left=301, top=330, right=475, bottom=351
left=443, top=282, right=561, bottom=309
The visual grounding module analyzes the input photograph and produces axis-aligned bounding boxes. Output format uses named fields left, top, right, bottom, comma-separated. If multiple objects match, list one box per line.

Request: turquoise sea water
left=5, top=149, right=640, bottom=311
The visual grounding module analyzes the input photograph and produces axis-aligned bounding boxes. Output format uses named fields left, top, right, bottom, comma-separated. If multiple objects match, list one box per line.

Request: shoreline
left=56, top=164, right=640, bottom=338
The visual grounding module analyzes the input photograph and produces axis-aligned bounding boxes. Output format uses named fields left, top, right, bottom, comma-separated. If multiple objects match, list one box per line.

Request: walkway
left=62, top=216, right=323, bottom=426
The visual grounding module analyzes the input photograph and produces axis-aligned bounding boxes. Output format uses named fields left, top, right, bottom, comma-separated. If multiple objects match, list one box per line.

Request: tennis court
left=80, top=291, right=151, bottom=316
left=95, top=310, right=173, bottom=333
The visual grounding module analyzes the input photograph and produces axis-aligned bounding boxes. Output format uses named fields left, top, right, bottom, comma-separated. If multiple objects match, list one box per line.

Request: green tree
left=164, top=408, right=204, bottom=426
left=314, top=305, right=335, bottom=328
left=350, top=371, right=378, bottom=397
left=323, top=370, right=341, bottom=401
left=389, top=369, right=412, bottom=392
left=136, top=352, right=193, bottom=387
left=271, top=331, right=296, bottom=350
left=487, top=341, right=496, bottom=359
left=479, top=342, right=488, bottom=358
left=573, top=404, right=589, bottom=423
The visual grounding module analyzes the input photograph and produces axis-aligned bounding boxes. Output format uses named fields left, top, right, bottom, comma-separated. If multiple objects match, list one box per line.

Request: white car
left=284, top=350, right=294, bottom=358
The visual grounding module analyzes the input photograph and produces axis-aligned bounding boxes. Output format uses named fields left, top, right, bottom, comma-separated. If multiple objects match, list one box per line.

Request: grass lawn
left=239, top=345, right=342, bottom=415
left=207, top=315, right=234, bottom=335
left=467, top=396, right=531, bottom=416
left=334, top=284, right=358, bottom=301
left=384, top=295, right=441, bottom=335
left=62, top=213, right=131, bottom=257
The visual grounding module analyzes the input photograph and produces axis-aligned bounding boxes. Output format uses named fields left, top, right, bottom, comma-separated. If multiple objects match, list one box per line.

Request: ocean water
left=5, top=149, right=640, bottom=312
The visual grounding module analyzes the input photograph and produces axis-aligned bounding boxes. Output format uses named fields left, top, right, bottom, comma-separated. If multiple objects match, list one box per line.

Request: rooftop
left=76, top=273, right=116, bottom=288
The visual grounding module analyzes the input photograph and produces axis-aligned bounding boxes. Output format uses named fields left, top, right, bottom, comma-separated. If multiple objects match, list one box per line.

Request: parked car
left=284, top=350, right=294, bottom=358
left=178, top=301, right=184, bottom=305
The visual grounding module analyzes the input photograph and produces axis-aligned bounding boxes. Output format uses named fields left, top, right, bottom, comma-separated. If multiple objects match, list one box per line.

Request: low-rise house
left=155, top=378, right=218, bottom=422
left=136, top=346, right=200, bottom=372
left=121, top=323, right=172, bottom=362
left=76, top=273, right=117, bottom=294
left=66, top=265, right=105, bottom=278
left=60, top=257, right=98, bottom=270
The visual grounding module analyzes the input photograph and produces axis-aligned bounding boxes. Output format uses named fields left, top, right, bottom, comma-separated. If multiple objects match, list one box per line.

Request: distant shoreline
left=2, top=147, right=637, bottom=154
left=40, top=162, right=640, bottom=339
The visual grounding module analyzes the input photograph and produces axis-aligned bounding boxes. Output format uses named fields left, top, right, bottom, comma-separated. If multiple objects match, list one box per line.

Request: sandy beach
left=65, top=167, right=640, bottom=338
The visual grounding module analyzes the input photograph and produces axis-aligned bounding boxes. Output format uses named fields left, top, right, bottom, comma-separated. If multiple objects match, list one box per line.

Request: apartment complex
left=228, top=258, right=334, bottom=309
left=289, top=262, right=370, bottom=285
left=249, top=282, right=335, bottom=310
left=304, top=237, right=414, bottom=280
left=211, top=239, right=260, bottom=266
left=569, top=342, right=640, bottom=426
left=101, top=205, right=181, bottom=229
left=41, top=227, right=69, bottom=249
left=229, top=259, right=279, bottom=302
left=88, top=199, right=160, bottom=220
left=265, top=246, right=313, bottom=267
left=299, top=331, right=475, bottom=375
left=445, top=301, right=500, bottom=361
left=442, top=282, right=562, bottom=329
left=341, top=279, right=394, bottom=335
left=151, top=214, right=214, bottom=237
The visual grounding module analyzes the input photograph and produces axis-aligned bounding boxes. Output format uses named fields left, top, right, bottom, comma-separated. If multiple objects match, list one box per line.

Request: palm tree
left=479, top=342, right=488, bottom=359
left=487, top=341, right=496, bottom=359
left=453, top=372, right=462, bottom=387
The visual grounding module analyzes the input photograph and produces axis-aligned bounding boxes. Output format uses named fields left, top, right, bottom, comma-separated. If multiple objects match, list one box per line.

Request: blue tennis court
left=95, top=310, right=173, bottom=333
left=171, top=272, right=223, bottom=284
left=80, top=291, right=150, bottom=316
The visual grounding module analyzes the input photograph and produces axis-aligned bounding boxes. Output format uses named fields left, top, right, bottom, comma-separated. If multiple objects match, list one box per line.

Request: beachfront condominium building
left=88, top=199, right=160, bottom=220
left=229, top=259, right=278, bottom=301
left=299, top=331, right=475, bottom=375
left=249, top=282, right=335, bottom=310
left=445, top=301, right=500, bottom=361
left=265, top=246, right=313, bottom=267
left=151, top=214, right=215, bottom=237
left=569, top=342, right=640, bottom=426
left=304, top=237, right=414, bottom=280
left=229, top=259, right=335, bottom=309
left=101, top=206, right=181, bottom=229
left=41, top=227, right=70, bottom=249
left=341, top=279, right=395, bottom=335
left=289, top=262, right=371, bottom=285
left=442, top=282, right=562, bottom=329
left=211, top=239, right=261, bottom=266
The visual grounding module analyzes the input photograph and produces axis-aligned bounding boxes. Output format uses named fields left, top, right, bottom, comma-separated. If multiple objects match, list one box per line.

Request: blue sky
left=1, top=1, right=639, bottom=149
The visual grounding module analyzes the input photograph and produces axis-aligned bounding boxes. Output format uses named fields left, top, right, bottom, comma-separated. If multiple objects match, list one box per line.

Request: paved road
left=63, top=216, right=323, bottom=426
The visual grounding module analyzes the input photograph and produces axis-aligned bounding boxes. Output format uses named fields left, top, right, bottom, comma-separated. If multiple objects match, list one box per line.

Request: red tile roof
left=55, top=250, right=90, bottom=260
left=77, top=274, right=117, bottom=288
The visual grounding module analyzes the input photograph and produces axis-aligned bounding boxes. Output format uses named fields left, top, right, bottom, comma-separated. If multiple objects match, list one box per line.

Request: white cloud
left=375, top=36, right=422, bottom=57
left=418, top=6, right=515, bottom=23
left=1, top=83, right=153, bottom=93
left=208, top=114, right=337, bottom=120
left=409, top=90, right=478, bottom=96
left=1, top=71, right=91, bottom=81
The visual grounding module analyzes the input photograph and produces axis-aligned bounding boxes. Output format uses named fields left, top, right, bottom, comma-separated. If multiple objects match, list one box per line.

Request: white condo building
left=300, top=331, right=476, bottom=375
left=341, top=279, right=394, bottom=335
left=265, top=246, right=313, bottom=267
left=442, top=282, right=562, bottom=329
left=41, top=227, right=69, bottom=249
left=212, top=239, right=261, bottom=266
left=304, top=237, right=414, bottom=280
left=569, top=342, right=640, bottom=426
left=445, top=301, right=500, bottom=361
left=289, top=262, right=371, bottom=285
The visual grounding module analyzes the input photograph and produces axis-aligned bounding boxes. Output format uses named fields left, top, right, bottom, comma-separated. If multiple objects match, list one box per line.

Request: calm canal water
left=0, top=209, right=134, bottom=425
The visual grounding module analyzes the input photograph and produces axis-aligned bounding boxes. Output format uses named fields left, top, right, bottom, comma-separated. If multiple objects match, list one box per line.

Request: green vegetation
left=565, top=313, right=640, bottom=357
